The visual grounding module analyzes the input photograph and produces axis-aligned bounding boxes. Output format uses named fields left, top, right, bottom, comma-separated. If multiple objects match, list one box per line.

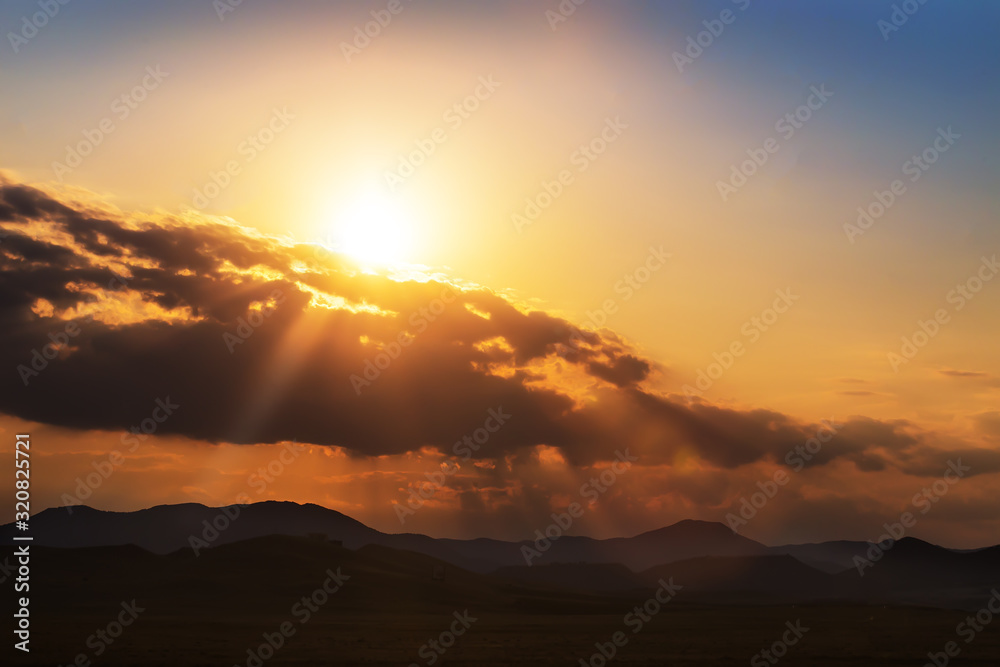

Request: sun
left=330, top=188, right=415, bottom=268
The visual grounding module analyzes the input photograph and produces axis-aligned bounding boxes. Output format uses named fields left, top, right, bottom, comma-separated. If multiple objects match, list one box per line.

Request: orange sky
left=1, top=1, right=998, bottom=546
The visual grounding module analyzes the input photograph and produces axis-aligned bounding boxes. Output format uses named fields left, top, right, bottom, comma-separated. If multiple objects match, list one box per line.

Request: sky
left=0, top=0, right=998, bottom=547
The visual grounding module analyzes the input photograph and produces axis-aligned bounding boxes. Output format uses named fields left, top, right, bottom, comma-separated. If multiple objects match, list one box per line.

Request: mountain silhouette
left=4, top=501, right=998, bottom=608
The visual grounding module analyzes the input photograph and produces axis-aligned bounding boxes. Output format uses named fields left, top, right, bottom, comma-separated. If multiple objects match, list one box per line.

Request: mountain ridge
left=5, top=501, right=997, bottom=580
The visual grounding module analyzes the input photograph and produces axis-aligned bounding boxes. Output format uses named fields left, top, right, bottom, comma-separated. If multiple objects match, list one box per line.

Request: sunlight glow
left=329, top=187, right=415, bottom=268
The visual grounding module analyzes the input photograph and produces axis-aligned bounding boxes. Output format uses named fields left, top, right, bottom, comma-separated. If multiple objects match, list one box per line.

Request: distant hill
left=830, top=537, right=1000, bottom=607
left=641, top=554, right=844, bottom=602
left=25, top=535, right=633, bottom=624
left=0, top=501, right=379, bottom=552
left=0, top=502, right=770, bottom=572
left=3, top=501, right=998, bottom=608
left=769, top=539, right=874, bottom=573
left=493, top=562, right=648, bottom=593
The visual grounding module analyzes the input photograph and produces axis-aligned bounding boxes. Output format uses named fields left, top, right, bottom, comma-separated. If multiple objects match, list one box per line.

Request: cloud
left=0, top=176, right=996, bottom=481
left=586, top=353, right=651, bottom=387
left=972, top=411, right=1000, bottom=437
left=939, top=368, right=990, bottom=378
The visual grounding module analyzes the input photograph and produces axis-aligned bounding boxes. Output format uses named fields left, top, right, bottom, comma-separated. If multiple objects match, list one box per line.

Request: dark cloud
left=0, top=231, right=78, bottom=265
left=939, top=368, right=990, bottom=379
left=0, top=177, right=995, bottom=478
left=587, top=354, right=651, bottom=387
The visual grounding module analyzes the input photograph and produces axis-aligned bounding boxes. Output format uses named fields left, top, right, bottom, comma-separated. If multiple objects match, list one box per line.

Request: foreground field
left=18, top=605, right=1000, bottom=666
left=9, top=536, right=1000, bottom=665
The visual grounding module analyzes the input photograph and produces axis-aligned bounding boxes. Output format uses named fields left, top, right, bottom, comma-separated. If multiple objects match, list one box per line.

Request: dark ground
left=6, top=536, right=999, bottom=666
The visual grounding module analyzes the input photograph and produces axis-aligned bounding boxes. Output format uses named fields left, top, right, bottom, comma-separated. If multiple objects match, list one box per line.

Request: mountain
left=1, top=501, right=379, bottom=552
left=493, top=562, right=648, bottom=593
left=26, top=534, right=651, bottom=620
left=3, top=501, right=998, bottom=609
left=834, top=537, right=1000, bottom=601
left=0, top=502, right=769, bottom=572
left=598, top=519, right=770, bottom=569
left=770, top=539, right=874, bottom=573
left=641, top=554, right=844, bottom=602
